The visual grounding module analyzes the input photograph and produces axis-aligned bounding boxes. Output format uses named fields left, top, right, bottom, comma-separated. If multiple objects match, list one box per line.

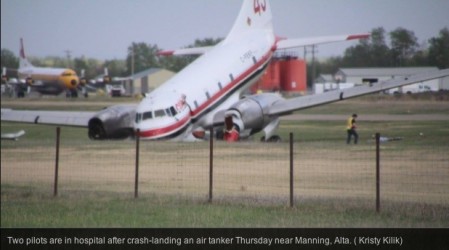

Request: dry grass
left=2, top=140, right=448, bottom=205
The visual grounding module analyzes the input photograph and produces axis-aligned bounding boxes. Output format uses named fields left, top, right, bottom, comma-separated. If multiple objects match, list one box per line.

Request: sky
left=1, top=0, right=448, bottom=61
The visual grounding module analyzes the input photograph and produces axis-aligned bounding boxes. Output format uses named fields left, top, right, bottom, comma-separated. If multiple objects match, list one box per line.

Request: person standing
left=223, top=115, right=239, bottom=142
left=346, top=113, right=358, bottom=144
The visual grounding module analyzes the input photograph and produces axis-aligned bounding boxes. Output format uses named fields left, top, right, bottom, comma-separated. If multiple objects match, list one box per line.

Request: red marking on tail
left=254, top=0, right=267, bottom=15
left=347, top=34, right=370, bottom=40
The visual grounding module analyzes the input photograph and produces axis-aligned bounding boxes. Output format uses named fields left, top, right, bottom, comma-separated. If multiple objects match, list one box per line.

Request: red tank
left=251, top=59, right=281, bottom=93
left=251, top=56, right=307, bottom=94
left=280, top=58, right=307, bottom=93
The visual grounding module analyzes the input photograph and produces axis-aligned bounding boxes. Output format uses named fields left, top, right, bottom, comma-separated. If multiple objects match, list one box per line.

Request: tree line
left=1, top=27, right=447, bottom=83
left=311, top=27, right=448, bottom=84
left=0, top=38, right=221, bottom=82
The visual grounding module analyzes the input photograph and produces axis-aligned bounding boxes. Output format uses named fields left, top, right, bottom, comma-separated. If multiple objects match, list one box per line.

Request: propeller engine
left=223, top=93, right=284, bottom=142
left=88, top=105, right=136, bottom=140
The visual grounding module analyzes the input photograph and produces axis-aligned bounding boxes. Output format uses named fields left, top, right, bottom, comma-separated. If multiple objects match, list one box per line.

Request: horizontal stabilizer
left=276, top=33, right=370, bottom=50
left=158, top=46, right=214, bottom=56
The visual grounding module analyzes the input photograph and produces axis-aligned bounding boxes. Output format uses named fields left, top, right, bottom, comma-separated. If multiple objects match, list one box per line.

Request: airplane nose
left=71, top=79, right=78, bottom=86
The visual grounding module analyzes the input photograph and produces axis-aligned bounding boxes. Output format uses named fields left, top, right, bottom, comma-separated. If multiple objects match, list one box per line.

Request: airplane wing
left=1, top=109, right=95, bottom=127
left=158, top=46, right=214, bottom=56
left=1, top=130, right=25, bottom=140
left=267, top=69, right=449, bottom=116
left=158, top=34, right=368, bottom=56
left=276, top=33, right=370, bottom=50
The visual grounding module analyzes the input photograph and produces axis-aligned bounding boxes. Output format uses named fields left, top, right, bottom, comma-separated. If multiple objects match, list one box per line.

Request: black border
left=1, top=228, right=448, bottom=250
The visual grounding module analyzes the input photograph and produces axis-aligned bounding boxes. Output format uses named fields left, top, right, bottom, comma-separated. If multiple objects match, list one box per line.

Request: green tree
left=125, top=42, right=160, bottom=75
left=73, top=57, right=89, bottom=77
left=389, top=27, right=418, bottom=66
left=73, top=56, right=104, bottom=80
left=340, top=27, right=391, bottom=67
left=159, top=37, right=223, bottom=72
left=369, top=27, right=392, bottom=66
left=428, top=27, right=449, bottom=68
left=341, top=39, right=370, bottom=67
left=1, top=49, right=19, bottom=77
left=104, top=59, right=127, bottom=77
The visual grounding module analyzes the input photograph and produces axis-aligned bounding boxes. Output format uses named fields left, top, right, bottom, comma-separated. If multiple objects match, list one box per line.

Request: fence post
left=375, top=132, right=380, bottom=213
left=53, top=127, right=60, bottom=197
left=134, top=129, right=140, bottom=198
left=290, top=132, right=294, bottom=208
left=209, top=127, right=214, bottom=203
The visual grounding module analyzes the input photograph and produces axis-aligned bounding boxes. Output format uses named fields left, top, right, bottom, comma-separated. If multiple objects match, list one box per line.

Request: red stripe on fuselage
left=190, top=49, right=273, bottom=118
left=138, top=114, right=190, bottom=138
left=138, top=47, right=274, bottom=140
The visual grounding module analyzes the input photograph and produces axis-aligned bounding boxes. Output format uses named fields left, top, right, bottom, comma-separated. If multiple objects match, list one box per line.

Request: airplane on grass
left=1, top=0, right=449, bottom=142
left=4, top=38, right=80, bottom=97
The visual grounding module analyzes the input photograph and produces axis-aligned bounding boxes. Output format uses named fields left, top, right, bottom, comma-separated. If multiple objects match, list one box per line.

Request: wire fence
left=1, top=128, right=448, bottom=210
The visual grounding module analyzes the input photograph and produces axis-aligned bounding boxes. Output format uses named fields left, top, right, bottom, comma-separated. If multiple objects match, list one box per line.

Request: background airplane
left=2, top=0, right=448, bottom=142
left=7, top=38, right=81, bottom=97
left=84, top=68, right=130, bottom=97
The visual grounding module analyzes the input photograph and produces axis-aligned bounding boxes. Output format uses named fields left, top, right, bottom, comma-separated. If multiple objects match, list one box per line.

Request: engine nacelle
left=88, top=105, right=136, bottom=140
left=225, top=93, right=284, bottom=135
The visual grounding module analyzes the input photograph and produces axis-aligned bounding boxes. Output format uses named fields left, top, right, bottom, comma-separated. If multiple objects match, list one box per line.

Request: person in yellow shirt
left=346, top=113, right=358, bottom=144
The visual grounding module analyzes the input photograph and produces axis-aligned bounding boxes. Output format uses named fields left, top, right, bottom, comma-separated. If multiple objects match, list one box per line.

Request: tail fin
left=225, top=0, right=274, bottom=41
left=19, top=38, right=33, bottom=69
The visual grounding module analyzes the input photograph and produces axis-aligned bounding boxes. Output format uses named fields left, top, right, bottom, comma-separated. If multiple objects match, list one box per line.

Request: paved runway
left=282, top=114, right=449, bottom=121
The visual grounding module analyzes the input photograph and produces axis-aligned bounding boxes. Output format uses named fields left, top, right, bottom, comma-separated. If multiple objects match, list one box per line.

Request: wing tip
left=157, top=50, right=174, bottom=56
left=347, top=34, right=370, bottom=40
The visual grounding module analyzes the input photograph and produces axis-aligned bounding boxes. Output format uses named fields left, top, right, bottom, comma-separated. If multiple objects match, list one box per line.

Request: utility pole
left=311, top=45, right=318, bottom=85
left=64, top=50, right=72, bottom=68
left=131, top=45, right=135, bottom=76
left=303, top=45, right=318, bottom=86
left=130, top=45, right=135, bottom=95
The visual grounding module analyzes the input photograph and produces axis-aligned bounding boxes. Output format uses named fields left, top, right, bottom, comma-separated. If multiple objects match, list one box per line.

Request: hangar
left=315, top=67, right=449, bottom=94
left=123, top=68, right=175, bottom=95
left=334, top=67, right=439, bottom=85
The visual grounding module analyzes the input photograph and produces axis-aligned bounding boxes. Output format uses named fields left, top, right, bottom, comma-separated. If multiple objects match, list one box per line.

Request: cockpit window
left=170, top=106, right=177, bottom=116
left=166, top=106, right=179, bottom=117
left=154, top=109, right=166, bottom=118
left=136, top=111, right=153, bottom=123
left=62, top=72, right=73, bottom=77
left=135, top=113, right=142, bottom=123
left=143, top=111, right=153, bottom=120
left=140, top=106, right=178, bottom=120
left=165, top=108, right=172, bottom=117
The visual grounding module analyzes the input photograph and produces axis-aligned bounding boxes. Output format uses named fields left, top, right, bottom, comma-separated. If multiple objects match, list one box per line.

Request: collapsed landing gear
left=261, top=117, right=281, bottom=142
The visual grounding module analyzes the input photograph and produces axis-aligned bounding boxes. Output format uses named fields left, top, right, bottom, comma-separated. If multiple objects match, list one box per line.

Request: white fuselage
left=16, top=38, right=80, bottom=93
left=134, top=31, right=275, bottom=140
left=18, top=65, right=79, bottom=91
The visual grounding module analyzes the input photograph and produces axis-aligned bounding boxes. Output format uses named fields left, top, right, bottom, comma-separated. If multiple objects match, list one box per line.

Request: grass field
left=2, top=185, right=448, bottom=228
left=1, top=94, right=449, bottom=227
